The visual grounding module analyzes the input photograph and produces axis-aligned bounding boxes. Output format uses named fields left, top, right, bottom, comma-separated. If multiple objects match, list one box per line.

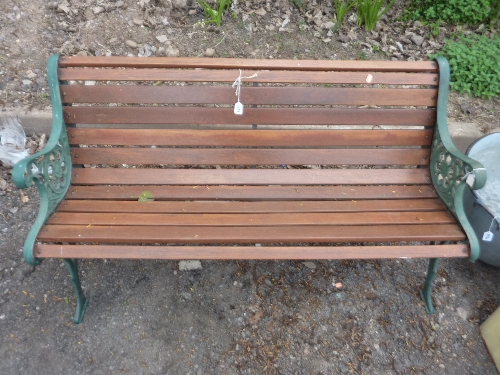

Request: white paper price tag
left=234, top=101, right=244, bottom=115
left=483, top=231, right=494, bottom=242
left=465, top=173, right=475, bottom=187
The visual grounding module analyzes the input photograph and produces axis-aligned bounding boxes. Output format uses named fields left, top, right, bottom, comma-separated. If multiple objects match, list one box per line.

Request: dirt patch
left=1, top=0, right=500, bottom=374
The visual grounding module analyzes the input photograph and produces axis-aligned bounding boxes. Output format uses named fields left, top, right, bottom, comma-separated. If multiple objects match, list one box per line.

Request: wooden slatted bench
left=13, top=55, right=487, bottom=324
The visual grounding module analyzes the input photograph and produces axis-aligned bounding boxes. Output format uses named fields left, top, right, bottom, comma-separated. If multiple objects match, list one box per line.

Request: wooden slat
left=68, top=129, right=434, bottom=147
left=59, top=68, right=438, bottom=85
left=61, top=86, right=438, bottom=107
left=71, top=168, right=431, bottom=185
left=66, top=185, right=438, bottom=200
left=35, top=244, right=469, bottom=259
left=37, top=224, right=465, bottom=243
left=63, top=107, right=436, bottom=126
left=71, top=148, right=430, bottom=166
left=47, top=211, right=455, bottom=226
left=58, top=199, right=446, bottom=213
left=59, top=56, right=439, bottom=72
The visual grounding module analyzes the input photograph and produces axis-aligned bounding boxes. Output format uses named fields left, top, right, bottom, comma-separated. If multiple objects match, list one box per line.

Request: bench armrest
left=430, top=56, right=487, bottom=261
left=12, top=55, right=72, bottom=265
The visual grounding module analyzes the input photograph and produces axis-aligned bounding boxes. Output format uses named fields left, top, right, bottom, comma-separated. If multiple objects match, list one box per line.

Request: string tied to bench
left=461, top=167, right=486, bottom=187
left=232, top=69, right=257, bottom=115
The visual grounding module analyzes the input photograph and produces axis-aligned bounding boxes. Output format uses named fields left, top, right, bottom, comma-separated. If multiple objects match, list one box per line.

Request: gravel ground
left=1, top=174, right=500, bottom=375
left=1, top=0, right=500, bottom=374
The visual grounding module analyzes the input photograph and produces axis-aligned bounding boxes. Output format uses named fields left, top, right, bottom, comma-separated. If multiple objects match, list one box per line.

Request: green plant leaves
left=137, top=191, right=155, bottom=203
left=356, top=0, right=395, bottom=31
left=405, top=0, right=493, bottom=25
left=434, top=34, right=500, bottom=98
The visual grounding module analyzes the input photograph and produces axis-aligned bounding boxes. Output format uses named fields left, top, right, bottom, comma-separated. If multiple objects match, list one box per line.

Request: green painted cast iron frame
left=11, top=54, right=488, bottom=322
left=430, top=56, right=487, bottom=262
left=421, top=57, right=488, bottom=314
left=12, top=55, right=87, bottom=323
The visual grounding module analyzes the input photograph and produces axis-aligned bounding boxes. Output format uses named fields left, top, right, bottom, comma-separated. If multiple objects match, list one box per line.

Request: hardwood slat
left=63, top=107, right=436, bottom=126
left=58, top=199, right=445, bottom=213
left=71, top=168, right=431, bottom=185
left=35, top=244, right=469, bottom=260
left=37, top=224, right=465, bottom=243
left=59, top=68, right=438, bottom=85
left=59, top=56, right=439, bottom=72
left=61, top=86, right=438, bottom=107
left=68, top=129, right=434, bottom=147
left=71, top=148, right=430, bottom=166
left=66, top=185, right=438, bottom=200
left=47, top=211, right=455, bottom=226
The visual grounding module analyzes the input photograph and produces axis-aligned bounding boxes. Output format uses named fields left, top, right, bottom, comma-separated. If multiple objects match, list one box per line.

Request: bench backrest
left=58, top=56, right=439, bottom=199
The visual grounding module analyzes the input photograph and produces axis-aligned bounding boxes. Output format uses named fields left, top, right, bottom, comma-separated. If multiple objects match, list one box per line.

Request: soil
left=1, top=0, right=500, bottom=374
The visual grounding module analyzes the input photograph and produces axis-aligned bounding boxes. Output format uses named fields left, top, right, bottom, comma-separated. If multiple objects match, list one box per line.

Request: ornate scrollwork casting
left=430, top=129, right=465, bottom=214
left=23, top=134, right=72, bottom=212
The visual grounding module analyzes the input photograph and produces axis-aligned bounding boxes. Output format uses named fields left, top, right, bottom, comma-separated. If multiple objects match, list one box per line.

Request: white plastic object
left=0, top=117, right=29, bottom=167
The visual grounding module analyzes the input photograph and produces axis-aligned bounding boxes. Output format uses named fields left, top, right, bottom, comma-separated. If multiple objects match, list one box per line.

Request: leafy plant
left=357, top=51, right=369, bottom=60
left=356, top=0, right=395, bottom=31
left=290, top=0, right=305, bottom=9
left=333, top=0, right=356, bottom=24
left=405, top=0, right=492, bottom=25
left=135, top=191, right=155, bottom=203
left=195, top=0, right=232, bottom=27
left=432, top=34, right=500, bottom=99
left=428, top=20, right=443, bottom=37
left=491, top=0, right=500, bottom=23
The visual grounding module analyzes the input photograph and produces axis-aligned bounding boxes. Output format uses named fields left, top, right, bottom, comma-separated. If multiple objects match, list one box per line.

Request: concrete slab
left=448, top=121, right=485, bottom=154
left=0, top=108, right=52, bottom=136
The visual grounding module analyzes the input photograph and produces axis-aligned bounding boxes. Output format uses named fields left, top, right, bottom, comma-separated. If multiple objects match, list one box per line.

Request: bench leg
left=63, top=259, right=88, bottom=324
left=420, top=258, right=439, bottom=314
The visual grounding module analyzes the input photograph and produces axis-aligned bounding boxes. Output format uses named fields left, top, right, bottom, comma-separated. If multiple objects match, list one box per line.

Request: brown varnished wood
left=61, top=85, right=438, bottom=107
left=66, top=185, right=438, bottom=200
left=71, top=168, right=431, bottom=185
left=35, top=244, right=469, bottom=260
left=67, top=128, right=434, bottom=147
left=58, top=56, right=439, bottom=72
left=70, top=148, right=430, bottom=166
left=58, top=199, right=445, bottom=214
left=46, top=211, right=455, bottom=226
left=63, top=107, right=436, bottom=126
left=37, top=223, right=465, bottom=243
left=58, top=69, right=439, bottom=85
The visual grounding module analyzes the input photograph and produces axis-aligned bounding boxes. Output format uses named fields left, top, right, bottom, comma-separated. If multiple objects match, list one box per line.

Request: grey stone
left=125, top=40, right=138, bottom=48
left=133, top=18, right=144, bottom=26
left=456, top=307, right=468, bottom=321
left=302, top=261, right=316, bottom=270
left=322, top=21, right=335, bottom=29
left=181, top=292, right=192, bottom=300
left=156, top=35, right=169, bottom=43
left=337, top=35, right=350, bottom=43
left=410, top=34, right=425, bottom=46
left=204, top=48, right=215, bottom=57
left=172, top=0, right=187, bottom=8
left=93, top=6, right=105, bottom=15
left=179, top=260, right=202, bottom=271
left=165, top=45, right=179, bottom=57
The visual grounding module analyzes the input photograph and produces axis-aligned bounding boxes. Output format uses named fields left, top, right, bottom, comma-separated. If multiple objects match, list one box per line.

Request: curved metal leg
left=63, top=259, right=88, bottom=324
left=420, top=258, right=439, bottom=314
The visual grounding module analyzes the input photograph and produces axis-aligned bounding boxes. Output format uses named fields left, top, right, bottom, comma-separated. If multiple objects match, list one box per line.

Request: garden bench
left=13, top=55, right=486, bottom=324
